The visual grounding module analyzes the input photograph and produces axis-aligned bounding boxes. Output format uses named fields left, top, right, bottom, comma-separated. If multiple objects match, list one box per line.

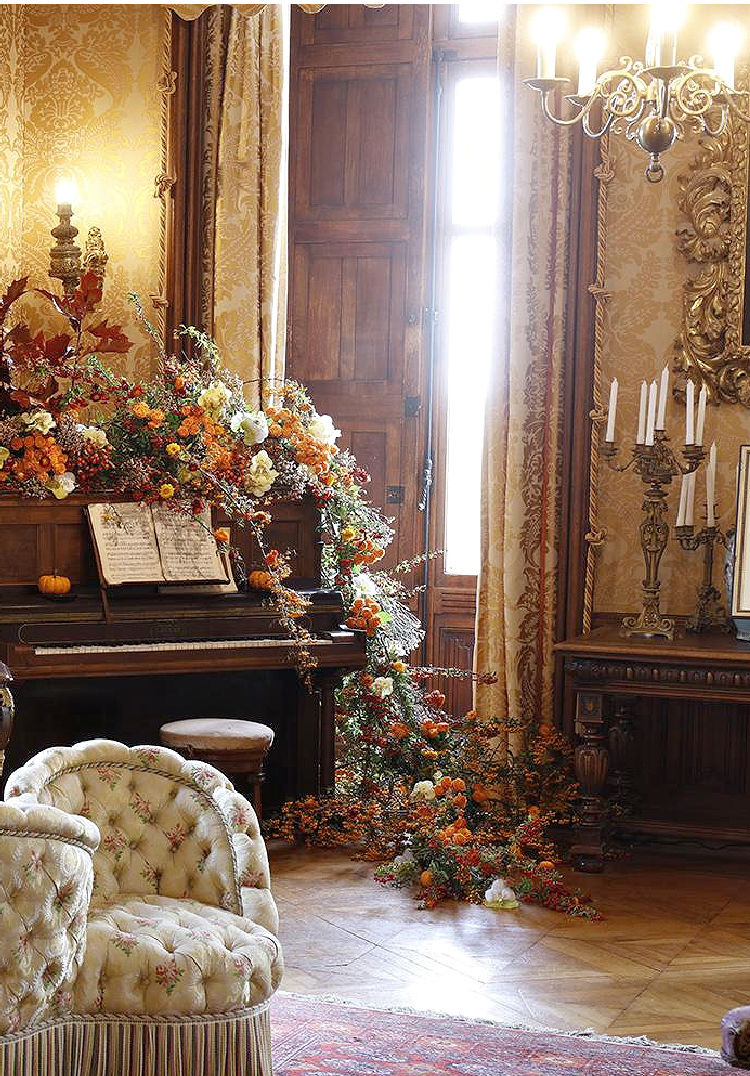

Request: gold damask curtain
left=213, top=4, right=288, bottom=403
left=475, top=7, right=573, bottom=741
left=175, top=4, right=288, bottom=403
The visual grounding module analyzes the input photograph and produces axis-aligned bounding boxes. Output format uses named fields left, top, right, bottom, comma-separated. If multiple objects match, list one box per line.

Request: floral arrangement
left=0, top=272, right=596, bottom=917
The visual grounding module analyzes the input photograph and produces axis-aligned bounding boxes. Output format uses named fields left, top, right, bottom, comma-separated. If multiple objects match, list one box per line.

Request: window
left=436, top=65, right=501, bottom=577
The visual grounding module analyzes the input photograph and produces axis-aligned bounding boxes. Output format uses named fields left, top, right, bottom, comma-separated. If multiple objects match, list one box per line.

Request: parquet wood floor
left=269, top=843, right=750, bottom=1050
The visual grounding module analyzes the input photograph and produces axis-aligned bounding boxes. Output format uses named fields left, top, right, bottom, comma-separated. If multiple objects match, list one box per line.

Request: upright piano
left=0, top=495, right=366, bottom=809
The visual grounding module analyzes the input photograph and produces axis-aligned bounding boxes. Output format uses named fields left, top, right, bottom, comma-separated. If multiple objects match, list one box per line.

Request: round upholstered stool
left=159, top=719, right=274, bottom=819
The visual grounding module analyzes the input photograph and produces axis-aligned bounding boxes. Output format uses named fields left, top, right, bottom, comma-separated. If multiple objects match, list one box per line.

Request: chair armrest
left=723, top=1006, right=750, bottom=1068
left=3, top=796, right=100, bottom=851
left=213, top=786, right=278, bottom=934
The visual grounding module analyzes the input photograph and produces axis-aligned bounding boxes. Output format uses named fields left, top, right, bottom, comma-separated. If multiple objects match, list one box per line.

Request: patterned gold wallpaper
left=594, top=136, right=750, bottom=616
left=0, top=5, right=165, bottom=377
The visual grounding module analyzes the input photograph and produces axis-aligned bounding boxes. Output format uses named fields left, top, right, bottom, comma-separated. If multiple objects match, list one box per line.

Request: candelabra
left=601, top=431, right=704, bottom=640
left=675, top=515, right=732, bottom=633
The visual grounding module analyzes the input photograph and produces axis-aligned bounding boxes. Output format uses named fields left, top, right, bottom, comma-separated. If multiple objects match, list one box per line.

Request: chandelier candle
left=600, top=376, right=706, bottom=640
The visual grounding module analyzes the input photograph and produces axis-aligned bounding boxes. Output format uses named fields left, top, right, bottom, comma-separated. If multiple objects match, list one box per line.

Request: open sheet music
left=87, top=502, right=230, bottom=587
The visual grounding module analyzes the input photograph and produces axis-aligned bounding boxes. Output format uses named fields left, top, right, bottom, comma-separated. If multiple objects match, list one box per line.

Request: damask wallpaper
left=594, top=136, right=750, bottom=616
left=0, top=5, right=165, bottom=377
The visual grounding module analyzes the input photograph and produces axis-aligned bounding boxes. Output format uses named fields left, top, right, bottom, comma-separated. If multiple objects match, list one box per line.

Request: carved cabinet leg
left=572, top=690, right=610, bottom=873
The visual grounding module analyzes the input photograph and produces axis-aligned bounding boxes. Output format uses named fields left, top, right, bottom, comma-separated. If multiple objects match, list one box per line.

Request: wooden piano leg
left=571, top=689, right=610, bottom=873
left=0, top=662, right=14, bottom=785
left=316, top=671, right=338, bottom=793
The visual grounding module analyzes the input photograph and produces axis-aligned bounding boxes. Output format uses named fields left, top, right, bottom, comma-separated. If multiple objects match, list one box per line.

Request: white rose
left=244, top=449, right=278, bottom=498
left=484, top=877, right=518, bottom=909
left=353, top=573, right=378, bottom=598
left=230, top=409, right=268, bottom=446
left=371, top=676, right=394, bottom=699
left=21, top=409, right=56, bottom=435
left=197, top=380, right=231, bottom=419
left=46, top=471, right=76, bottom=500
left=76, top=423, right=109, bottom=447
left=308, top=414, right=341, bottom=445
left=410, top=780, right=436, bottom=803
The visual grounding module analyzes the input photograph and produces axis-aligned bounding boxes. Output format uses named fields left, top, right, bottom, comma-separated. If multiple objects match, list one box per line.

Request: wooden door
left=287, top=4, right=432, bottom=568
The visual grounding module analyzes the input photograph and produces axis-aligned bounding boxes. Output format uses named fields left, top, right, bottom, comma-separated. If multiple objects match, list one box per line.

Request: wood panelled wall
left=288, top=5, right=431, bottom=571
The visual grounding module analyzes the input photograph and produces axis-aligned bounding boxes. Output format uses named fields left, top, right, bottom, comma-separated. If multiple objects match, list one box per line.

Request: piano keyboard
left=34, top=637, right=335, bottom=656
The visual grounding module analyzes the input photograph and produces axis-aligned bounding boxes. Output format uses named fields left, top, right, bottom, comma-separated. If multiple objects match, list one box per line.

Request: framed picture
left=732, top=445, right=750, bottom=632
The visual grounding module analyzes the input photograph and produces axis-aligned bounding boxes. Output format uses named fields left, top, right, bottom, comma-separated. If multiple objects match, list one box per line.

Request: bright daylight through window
left=442, top=73, right=500, bottom=576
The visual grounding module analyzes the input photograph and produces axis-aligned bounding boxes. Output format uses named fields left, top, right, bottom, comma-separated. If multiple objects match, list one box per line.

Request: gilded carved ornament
left=674, top=108, right=750, bottom=406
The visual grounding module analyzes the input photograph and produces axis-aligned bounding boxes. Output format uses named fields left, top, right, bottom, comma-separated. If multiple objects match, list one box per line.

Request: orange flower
left=213, top=527, right=230, bottom=544
left=527, top=806, right=541, bottom=820
left=453, top=794, right=467, bottom=810
left=451, top=778, right=466, bottom=792
left=131, top=401, right=150, bottom=419
left=538, top=860, right=555, bottom=871
left=390, top=722, right=410, bottom=740
left=159, top=483, right=175, bottom=499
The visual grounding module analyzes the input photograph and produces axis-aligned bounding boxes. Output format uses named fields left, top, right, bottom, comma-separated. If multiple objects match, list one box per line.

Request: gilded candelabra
left=675, top=514, right=732, bottom=633
left=602, top=432, right=704, bottom=639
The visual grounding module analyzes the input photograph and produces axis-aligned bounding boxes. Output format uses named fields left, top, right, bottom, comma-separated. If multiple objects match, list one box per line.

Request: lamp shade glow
left=54, top=177, right=77, bottom=208
left=575, top=27, right=606, bottom=96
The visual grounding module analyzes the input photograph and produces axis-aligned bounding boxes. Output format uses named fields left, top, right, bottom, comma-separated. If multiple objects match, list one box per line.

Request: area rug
left=270, top=994, right=728, bottom=1075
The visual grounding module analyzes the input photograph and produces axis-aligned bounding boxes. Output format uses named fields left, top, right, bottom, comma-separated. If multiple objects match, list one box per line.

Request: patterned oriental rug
left=270, top=995, right=729, bottom=1076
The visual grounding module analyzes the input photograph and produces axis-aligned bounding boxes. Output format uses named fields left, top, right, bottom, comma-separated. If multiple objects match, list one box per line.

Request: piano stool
left=159, top=717, right=275, bottom=819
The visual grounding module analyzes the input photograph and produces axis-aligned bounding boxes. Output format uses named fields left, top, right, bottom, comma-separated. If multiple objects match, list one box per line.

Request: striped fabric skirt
left=0, top=1004, right=272, bottom=1076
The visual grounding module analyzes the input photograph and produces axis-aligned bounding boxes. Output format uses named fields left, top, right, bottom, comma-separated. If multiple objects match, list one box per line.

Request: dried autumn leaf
left=71, top=271, right=103, bottom=319
left=44, top=333, right=73, bottom=365
left=86, top=319, right=132, bottom=354
left=0, top=277, right=28, bottom=323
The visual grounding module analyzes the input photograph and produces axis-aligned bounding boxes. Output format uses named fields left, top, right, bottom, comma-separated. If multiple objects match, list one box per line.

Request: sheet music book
left=87, top=502, right=230, bottom=587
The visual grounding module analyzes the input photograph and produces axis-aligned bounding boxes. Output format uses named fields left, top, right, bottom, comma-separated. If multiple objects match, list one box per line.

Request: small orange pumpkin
left=419, top=870, right=434, bottom=887
left=38, top=573, right=71, bottom=596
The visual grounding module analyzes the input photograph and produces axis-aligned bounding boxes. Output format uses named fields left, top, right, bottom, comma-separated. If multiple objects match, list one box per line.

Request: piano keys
left=0, top=496, right=366, bottom=810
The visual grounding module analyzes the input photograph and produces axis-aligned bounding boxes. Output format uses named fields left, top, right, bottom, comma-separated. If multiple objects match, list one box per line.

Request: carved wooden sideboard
left=555, top=626, right=750, bottom=872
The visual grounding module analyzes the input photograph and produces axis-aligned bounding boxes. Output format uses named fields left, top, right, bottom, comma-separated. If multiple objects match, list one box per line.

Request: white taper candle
left=605, top=378, right=618, bottom=442
left=695, top=384, right=707, bottom=446
left=706, top=441, right=716, bottom=527
left=637, top=380, right=647, bottom=444
left=645, top=380, right=657, bottom=446
left=676, top=472, right=688, bottom=527
left=656, top=365, right=669, bottom=430
left=685, top=470, right=696, bottom=527
left=685, top=380, right=695, bottom=445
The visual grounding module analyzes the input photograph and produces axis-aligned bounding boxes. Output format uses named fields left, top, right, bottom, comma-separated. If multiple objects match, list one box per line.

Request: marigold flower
left=165, top=443, right=181, bottom=458
left=213, top=527, right=230, bottom=544
left=159, top=483, right=175, bottom=499
left=132, top=401, right=150, bottom=419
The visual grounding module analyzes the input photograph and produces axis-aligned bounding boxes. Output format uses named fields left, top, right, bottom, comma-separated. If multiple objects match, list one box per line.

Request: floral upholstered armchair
left=1, top=739, right=283, bottom=1075
left=723, top=1007, right=750, bottom=1067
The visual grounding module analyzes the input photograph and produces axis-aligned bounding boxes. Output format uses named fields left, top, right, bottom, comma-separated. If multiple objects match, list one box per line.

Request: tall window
left=435, top=63, right=501, bottom=578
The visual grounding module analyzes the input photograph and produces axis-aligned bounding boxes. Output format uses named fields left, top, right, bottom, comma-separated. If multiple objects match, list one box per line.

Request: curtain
left=172, top=4, right=288, bottom=404
left=213, top=4, right=288, bottom=404
left=474, top=7, right=574, bottom=744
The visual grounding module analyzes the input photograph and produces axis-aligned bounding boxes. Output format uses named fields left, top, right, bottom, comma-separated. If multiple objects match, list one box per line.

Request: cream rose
left=21, top=409, right=56, bottom=435
left=244, top=450, right=278, bottom=498
left=197, top=380, right=231, bottom=419
left=76, top=423, right=109, bottom=447
left=308, top=414, right=341, bottom=445
left=371, top=675, right=394, bottom=699
left=46, top=471, right=76, bottom=500
left=230, top=409, right=268, bottom=446
left=410, top=780, right=436, bottom=803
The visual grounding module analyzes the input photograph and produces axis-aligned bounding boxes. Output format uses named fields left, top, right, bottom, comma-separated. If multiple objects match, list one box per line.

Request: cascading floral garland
left=0, top=273, right=598, bottom=918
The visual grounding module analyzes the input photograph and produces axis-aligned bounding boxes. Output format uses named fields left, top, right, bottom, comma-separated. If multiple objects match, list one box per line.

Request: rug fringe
left=274, top=991, right=720, bottom=1057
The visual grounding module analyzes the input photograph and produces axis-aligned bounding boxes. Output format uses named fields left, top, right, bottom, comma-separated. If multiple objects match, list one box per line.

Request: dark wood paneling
left=299, top=5, right=415, bottom=47
left=435, top=622, right=475, bottom=717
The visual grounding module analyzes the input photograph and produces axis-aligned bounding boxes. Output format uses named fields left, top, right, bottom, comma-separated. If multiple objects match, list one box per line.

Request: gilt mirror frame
left=675, top=110, right=750, bottom=406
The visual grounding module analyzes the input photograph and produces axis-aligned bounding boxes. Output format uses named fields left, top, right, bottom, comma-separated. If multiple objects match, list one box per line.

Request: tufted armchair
left=2, top=739, right=283, bottom=1075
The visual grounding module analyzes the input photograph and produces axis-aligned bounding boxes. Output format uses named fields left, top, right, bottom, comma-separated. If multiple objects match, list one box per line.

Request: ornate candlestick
left=602, top=431, right=705, bottom=640
left=675, top=513, right=732, bottom=633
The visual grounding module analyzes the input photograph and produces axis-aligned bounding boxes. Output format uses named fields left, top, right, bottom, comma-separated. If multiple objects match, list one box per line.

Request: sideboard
left=555, top=626, right=750, bottom=871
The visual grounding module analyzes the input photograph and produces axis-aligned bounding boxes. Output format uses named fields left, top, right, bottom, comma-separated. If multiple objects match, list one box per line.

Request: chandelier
left=525, top=4, right=748, bottom=183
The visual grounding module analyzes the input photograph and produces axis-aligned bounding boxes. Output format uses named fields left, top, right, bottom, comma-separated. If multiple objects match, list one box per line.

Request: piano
left=0, top=495, right=366, bottom=809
